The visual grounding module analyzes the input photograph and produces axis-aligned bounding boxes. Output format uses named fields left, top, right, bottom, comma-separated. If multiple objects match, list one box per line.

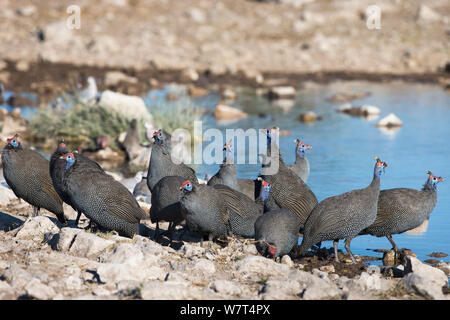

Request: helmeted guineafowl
left=149, top=175, right=186, bottom=243
left=254, top=208, right=302, bottom=259
left=212, top=184, right=264, bottom=237
left=179, top=180, right=229, bottom=242
left=287, top=139, right=311, bottom=183
left=50, top=141, right=104, bottom=226
left=360, top=170, right=443, bottom=252
left=61, top=152, right=147, bottom=238
left=299, top=157, right=388, bottom=263
left=2, top=134, right=66, bottom=223
left=147, top=129, right=198, bottom=191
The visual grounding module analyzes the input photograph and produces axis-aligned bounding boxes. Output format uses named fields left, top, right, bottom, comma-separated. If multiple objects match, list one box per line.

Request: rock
left=0, top=185, right=17, bottom=207
left=186, top=8, right=206, bottom=23
left=15, top=216, right=60, bottom=240
left=428, top=252, right=448, bottom=258
left=233, top=256, right=290, bottom=278
left=214, top=103, right=248, bottom=121
left=51, top=228, right=115, bottom=259
left=65, top=275, right=83, bottom=291
left=104, top=71, right=138, bottom=87
left=188, top=85, right=208, bottom=97
left=261, top=279, right=303, bottom=299
left=401, top=256, right=448, bottom=299
left=435, top=262, right=450, bottom=276
left=98, top=90, right=152, bottom=121
left=376, top=113, right=403, bottom=127
left=9, top=108, right=23, bottom=121
left=181, top=244, right=206, bottom=259
left=221, top=88, right=236, bottom=101
left=297, top=111, right=322, bottom=123
left=209, top=280, right=242, bottom=297
left=319, top=265, right=335, bottom=273
left=338, top=104, right=380, bottom=117
left=96, top=242, right=165, bottom=283
left=3, top=263, right=32, bottom=290
left=327, top=92, right=370, bottom=103
left=281, top=255, right=293, bottom=268
left=25, top=278, right=56, bottom=300
left=0, top=281, right=16, bottom=299
left=181, top=68, right=199, bottom=82
left=190, top=259, right=216, bottom=275
left=267, top=86, right=296, bottom=99
left=15, top=60, right=30, bottom=72
left=140, top=280, right=216, bottom=300
left=382, top=250, right=396, bottom=265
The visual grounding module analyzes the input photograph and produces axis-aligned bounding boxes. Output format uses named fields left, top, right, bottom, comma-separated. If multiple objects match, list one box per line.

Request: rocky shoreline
left=0, top=197, right=448, bottom=300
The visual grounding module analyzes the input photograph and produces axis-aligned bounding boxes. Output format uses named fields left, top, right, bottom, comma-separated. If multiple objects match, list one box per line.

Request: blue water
left=182, top=81, right=450, bottom=264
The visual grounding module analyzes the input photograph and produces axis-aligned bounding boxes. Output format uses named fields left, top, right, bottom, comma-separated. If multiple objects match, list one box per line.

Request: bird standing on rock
left=2, top=134, right=66, bottom=223
left=287, top=139, right=311, bottom=183
left=361, top=170, right=443, bottom=252
left=147, top=129, right=198, bottom=192
left=61, top=152, right=146, bottom=238
left=299, top=157, right=387, bottom=263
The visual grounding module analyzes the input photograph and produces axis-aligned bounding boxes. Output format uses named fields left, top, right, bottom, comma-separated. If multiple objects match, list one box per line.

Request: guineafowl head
left=57, top=139, right=67, bottom=152
left=374, top=157, right=387, bottom=178
left=256, top=240, right=278, bottom=259
left=294, top=139, right=311, bottom=158
left=257, top=177, right=272, bottom=201
left=180, top=180, right=193, bottom=193
left=6, top=134, right=20, bottom=148
left=61, top=153, right=76, bottom=170
left=153, top=130, right=163, bottom=145
left=425, top=171, right=444, bottom=191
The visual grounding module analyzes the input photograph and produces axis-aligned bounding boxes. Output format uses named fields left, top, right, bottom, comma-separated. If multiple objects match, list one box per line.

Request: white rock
left=141, top=280, right=216, bottom=300
left=0, top=185, right=17, bottom=206
left=221, top=88, right=236, bottom=100
left=3, top=263, right=32, bottom=290
left=214, top=103, right=248, bottom=121
left=15, top=216, right=60, bottom=240
left=181, top=68, right=199, bottom=82
left=416, top=5, right=442, bottom=23
left=52, top=228, right=115, bottom=258
left=268, top=86, right=297, bottom=99
left=376, top=113, right=403, bottom=127
left=261, top=279, right=303, bottom=299
left=186, top=8, right=206, bottom=23
left=281, top=255, right=293, bottom=268
left=104, top=71, right=138, bottom=86
left=319, top=265, right=335, bottom=273
left=65, top=275, right=83, bottom=291
left=401, top=256, right=448, bottom=299
left=361, top=104, right=381, bottom=115
left=209, top=280, right=242, bottom=296
left=25, top=278, right=56, bottom=300
left=98, top=90, right=152, bottom=121
left=190, top=259, right=216, bottom=275
left=0, top=281, right=16, bottom=299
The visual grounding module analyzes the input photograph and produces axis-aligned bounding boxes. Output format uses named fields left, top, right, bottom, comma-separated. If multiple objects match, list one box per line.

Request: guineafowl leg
left=344, top=237, right=356, bottom=264
left=168, top=222, right=175, bottom=246
left=154, top=221, right=160, bottom=241
left=74, top=210, right=82, bottom=226
left=333, top=239, right=340, bottom=262
left=386, top=235, right=399, bottom=252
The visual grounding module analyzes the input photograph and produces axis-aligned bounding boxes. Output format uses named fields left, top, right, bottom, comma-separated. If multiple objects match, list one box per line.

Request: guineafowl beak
left=438, top=177, right=444, bottom=182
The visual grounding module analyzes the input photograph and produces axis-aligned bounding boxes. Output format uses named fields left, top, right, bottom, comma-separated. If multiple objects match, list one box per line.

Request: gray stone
left=25, top=278, right=56, bottom=300
left=180, top=244, right=206, bottom=259
left=403, top=256, right=448, bottom=287
left=3, top=263, right=32, bottom=290
left=141, top=280, right=217, bottom=300
left=261, top=279, right=302, bottom=299
left=15, top=216, right=60, bottom=240
left=0, top=280, right=16, bottom=299
left=52, top=228, right=115, bottom=259
left=209, top=280, right=242, bottom=297
left=0, top=186, right=16, bottom=207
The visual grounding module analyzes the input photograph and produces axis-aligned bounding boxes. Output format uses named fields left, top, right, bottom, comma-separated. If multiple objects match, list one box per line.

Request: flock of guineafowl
left=1, top=127, right=444, bottom=264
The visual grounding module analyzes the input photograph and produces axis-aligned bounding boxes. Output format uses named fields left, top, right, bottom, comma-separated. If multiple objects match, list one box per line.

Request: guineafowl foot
left=32, top=206, right=40, bottom=218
